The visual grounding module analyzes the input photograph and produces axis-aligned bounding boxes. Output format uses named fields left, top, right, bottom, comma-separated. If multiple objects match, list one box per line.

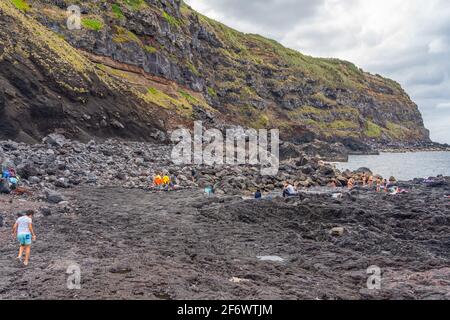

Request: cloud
left=185, top=0, right=450, bottom=143
left=436, top=102, right=450, bottom=109
left=185, top=0, right=325, bottom=35
left=428, top=37, right=450, bottom=54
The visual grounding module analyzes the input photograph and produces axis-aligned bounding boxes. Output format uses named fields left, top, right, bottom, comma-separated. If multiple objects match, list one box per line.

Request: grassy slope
left=177, top=2, right=426, bottom=141
left=5, top=0, right=428, bottom=142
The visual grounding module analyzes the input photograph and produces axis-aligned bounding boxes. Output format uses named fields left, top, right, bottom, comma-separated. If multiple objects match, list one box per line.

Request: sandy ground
left=0, top=185, right=449, bottom=300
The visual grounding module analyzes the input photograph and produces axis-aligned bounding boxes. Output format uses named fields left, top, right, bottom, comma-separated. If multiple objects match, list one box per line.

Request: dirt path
left=0, top=186, right=449, bottom=299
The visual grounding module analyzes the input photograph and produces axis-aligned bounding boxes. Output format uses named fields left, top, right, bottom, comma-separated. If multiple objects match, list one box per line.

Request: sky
left=184, top=0, right=450, bottom=144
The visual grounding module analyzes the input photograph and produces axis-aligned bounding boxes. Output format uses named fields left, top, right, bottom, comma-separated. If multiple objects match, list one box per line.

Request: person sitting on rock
left=162, top=174, right=171, bottom=191
left=282, top=182, right=298, bottom=198
left=2, top=169, right=11, bottom=180
left=347, top=177, right=355, bottom=189
left=8, top=176, right=19, bottom=191
left=205, top=186, right=214, bottom=196
left=388, top=176, right=397, bottom=188
left=8, top=167, right=17, bottom=178
left=381, top=179, right=388, bottom=192
left=170, top=175, right=179, bottom=190
left=255, top=190, right=262, bottom=199
left=362, top=173, right=367, bottom=186
left=153, top=174, right=163, bottom=189
left=376, top=177, right=382, bottom=192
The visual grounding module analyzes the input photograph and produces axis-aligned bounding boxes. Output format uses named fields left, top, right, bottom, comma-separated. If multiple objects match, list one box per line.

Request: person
left=282, top=182, right=298, bottom=198
left=255, top=190, right=262, bottom=199
left=9, top=176, right=19, bottom=190
left=2, top=169, right=11, bottom=179
left=362, top=173, right=367, bottom=186
left=191, top=169, right=198, bottom=182
left=376, top=177, right=382, bottom=192
left=347, top=177, right=355, bottom=189
left=389, top=186, right=408, bottom=195
left=381, top=179, right=388, bottom=192
left=170, top=175, right=178, bottom=190
left=12, top=210, right=36, bottom=266
left=328, top=180, right=337, bottom=188
left=367, top=175, right=374, bottom=188
left=153, top=174, right=163, bottom=188
left=204, top=186, right=214, bottom=196
left=162, top=174, right=171, bottom=191
left=8, top=167, right=17, bottom=178
left=388, top=176, right=397, bottom=188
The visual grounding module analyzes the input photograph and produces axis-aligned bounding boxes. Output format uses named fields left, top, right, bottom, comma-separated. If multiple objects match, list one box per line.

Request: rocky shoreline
left=0, top=134, right=368, bottom=196
left=0, top=135, right=449, bottom=300
left=374, top=141, right=450, bottom=154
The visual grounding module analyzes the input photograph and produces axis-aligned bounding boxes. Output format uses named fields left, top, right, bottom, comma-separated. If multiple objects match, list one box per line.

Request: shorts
left=17, top=233, right=32, bottom=246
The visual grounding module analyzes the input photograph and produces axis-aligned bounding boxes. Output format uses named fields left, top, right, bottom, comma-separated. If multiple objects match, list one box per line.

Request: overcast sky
left=185, top=0, right=450, bottom=144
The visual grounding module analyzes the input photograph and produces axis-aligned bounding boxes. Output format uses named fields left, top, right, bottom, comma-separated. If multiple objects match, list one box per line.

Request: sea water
left=334, top=151, right=450, bottom=181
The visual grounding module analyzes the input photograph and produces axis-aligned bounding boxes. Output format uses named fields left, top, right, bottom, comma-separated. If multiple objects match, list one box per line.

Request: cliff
left=0, top=0, right=431, bottom=146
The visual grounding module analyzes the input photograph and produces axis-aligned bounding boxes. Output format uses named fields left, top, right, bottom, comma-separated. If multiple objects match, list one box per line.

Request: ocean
left=334, top=151, right=450, bottom=181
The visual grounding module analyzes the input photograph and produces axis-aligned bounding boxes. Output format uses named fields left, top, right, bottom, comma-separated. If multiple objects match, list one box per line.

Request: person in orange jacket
left=153, top=174, right=163, bottom=188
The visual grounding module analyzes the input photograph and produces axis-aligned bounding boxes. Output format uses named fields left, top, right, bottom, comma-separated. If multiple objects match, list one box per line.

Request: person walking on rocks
left=12, top=210, right=36, bottom=266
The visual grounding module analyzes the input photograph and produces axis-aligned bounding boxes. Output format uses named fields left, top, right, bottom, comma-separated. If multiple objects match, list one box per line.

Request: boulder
left=17, top=162, right=39, bottom=179
left=330, top=227, right=345, bottom=236
left=28, top=176, right=41, bottom=184
left=318, top=165, right=335, bottom=177
left=354, top=167, right=373, bottom=174
left=45, top=189, right=65, bottom=204
left=0, top=179, right=11, bottom=194
left=301, top=165, right=314, bottom=175
left=40, top=207, right=52, bottom=217
left=43, top=133, right=69, bottom=147
left=54, top=178, right=70, bottom=188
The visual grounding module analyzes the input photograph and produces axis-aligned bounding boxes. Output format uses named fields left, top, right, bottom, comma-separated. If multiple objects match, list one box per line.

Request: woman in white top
left=12, top=210, right=37, bottom=266
left=282, top=181, right=298, bottom=198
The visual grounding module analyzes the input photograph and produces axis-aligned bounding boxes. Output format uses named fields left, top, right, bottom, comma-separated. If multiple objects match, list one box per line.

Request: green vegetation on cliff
left=11, top=0, right=30, bottom=12
left=1, top=0, right=430, bottom=145
left=81, top=18, right=104, bottom=31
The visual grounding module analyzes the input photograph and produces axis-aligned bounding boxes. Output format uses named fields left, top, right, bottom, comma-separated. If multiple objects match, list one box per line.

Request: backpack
left=2, top=170, right=10, bottom=179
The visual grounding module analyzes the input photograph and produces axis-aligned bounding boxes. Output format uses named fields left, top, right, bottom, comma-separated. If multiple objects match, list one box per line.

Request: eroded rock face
left=0, top=1, right=166, bottom=143
left=0, top=0, right=432, bottom=147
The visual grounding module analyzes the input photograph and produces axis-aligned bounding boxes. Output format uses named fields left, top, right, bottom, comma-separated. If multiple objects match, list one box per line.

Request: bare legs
left=24, top=246, right=31, bottom=266
left=17, top=245, right=31, bottom=265
left=17, top=245, right=24, bottom=259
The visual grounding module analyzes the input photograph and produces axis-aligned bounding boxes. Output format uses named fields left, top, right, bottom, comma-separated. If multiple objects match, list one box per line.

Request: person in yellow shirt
left=162, top=175, right=170, bottom=185
left=162, top=175, right=171, bottom=190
